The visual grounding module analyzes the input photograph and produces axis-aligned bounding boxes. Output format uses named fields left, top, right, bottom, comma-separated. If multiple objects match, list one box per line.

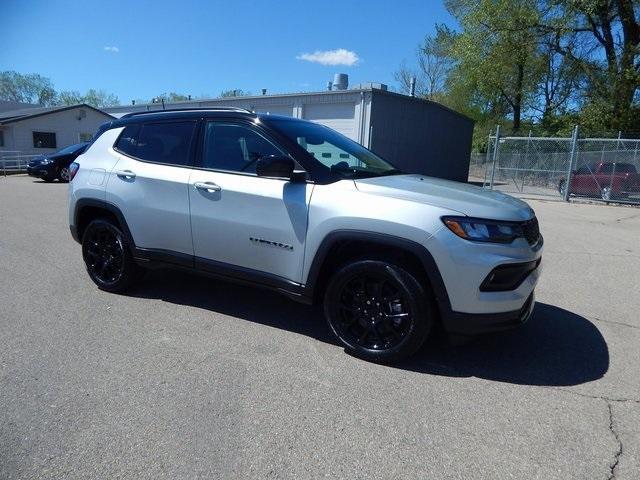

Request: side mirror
left=256, top=155, right=295, bottom=180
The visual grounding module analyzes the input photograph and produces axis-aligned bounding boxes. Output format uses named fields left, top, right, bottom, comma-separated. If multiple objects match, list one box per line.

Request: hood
left=354, top=174, right=534, bottom=221
left=28, top=155, right=47, bottom=166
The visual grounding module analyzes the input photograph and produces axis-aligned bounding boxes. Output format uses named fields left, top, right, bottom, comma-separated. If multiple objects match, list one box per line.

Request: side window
left=135, top=122, right=196, bottom=166
left=600, top=163, right=614, bottom=174
left=575, top=166, right=590, bottom=175
left=202, top=122, right=284, bottom=174
left=114, top=124, right=140, bottom=156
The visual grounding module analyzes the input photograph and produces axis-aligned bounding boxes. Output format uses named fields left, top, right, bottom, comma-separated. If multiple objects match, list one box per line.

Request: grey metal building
left=105, top=79, right=474, bottom=182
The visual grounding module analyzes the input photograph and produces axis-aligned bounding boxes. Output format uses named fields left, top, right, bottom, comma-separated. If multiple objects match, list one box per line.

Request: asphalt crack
left=550, top=387, right=640, bottom=405
left=606, top=401, right=623, bottom=480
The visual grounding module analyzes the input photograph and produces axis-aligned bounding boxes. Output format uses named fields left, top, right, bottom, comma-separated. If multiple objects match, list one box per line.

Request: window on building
left=202, top=122, right=284, bottom=174
left=0, top=130, right=4, bottom=147
left=135, top=122, right=196, bottom=166
left=33, top=131, right=57, bottom=149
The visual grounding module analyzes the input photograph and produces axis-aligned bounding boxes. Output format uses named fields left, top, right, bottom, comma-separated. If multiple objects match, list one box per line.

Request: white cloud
left=103, top=46, right=119, bottom=53
left=296, top=48, right=359, bottom=66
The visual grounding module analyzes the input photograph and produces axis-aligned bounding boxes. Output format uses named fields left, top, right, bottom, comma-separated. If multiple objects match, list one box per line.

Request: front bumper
left=27, top=165, right=54, bottom=178
left=423, top=223, right=542, bottom=335
left=441, top=292, right=536, bottom=335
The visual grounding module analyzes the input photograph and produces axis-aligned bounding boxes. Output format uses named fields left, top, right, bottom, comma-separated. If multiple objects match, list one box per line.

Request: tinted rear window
left=115, top=121, right=197, bottom=166
left=115, top=124, right=140, bottom=156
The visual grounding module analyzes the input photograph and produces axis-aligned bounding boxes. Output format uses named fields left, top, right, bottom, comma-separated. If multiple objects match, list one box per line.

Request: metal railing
left=474, top=127, right=640, bottom=205
left=1, top=151, right=40, bottom=176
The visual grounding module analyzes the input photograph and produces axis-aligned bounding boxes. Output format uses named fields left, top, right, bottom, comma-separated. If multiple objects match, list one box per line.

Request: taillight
left=69, top=162, right=80, bottom=181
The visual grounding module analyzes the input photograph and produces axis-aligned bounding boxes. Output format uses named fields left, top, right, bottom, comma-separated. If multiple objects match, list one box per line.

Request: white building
left=0, top=103, right=114, bottom=155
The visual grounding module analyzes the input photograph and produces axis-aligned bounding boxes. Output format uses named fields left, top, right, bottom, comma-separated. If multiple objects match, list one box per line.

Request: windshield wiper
left=330, top=165, right=403, bottom=179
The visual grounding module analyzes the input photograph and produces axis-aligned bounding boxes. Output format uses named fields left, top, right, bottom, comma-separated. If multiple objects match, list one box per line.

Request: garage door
left=303, top=103, right=357, bottom=140
left=253, top=105, right=294, bottom=117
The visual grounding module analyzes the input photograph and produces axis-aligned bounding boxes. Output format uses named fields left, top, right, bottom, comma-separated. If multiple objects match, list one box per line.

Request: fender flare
left=72, top=198, right=137, bottom=253
left=304, top=230, right=452, bottom=313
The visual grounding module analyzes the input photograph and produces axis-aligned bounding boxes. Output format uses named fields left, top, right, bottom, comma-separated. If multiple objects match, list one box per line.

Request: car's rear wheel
left=58, top=166, right=70, bottom=183
left=82, top=219, right=142, bottom=292
left=324, top=260, right=433, bottom=363
left=601, top=185, right=612, bottom=201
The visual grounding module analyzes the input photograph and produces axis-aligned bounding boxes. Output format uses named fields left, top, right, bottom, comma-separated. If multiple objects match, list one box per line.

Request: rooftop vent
left=333, top=73, right=348, bottom=90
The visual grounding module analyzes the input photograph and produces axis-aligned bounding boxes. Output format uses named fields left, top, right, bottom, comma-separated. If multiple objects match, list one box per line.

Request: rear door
left=188, top=120, right=312, bottom=283
left=106, top=121, right=198, bottom=259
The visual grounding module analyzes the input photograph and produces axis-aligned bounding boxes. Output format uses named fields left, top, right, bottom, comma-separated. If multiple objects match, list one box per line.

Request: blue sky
left=1, top=0, right=454, bottom=104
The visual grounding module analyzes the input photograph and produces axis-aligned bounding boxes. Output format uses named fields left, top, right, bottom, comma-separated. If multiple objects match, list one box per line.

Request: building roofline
left=104, top=87, right=474, bottom=124
left=371, top=88, right=475, bottom=124
left=0, top=103, right=115, bottom=125
left=104, top=88, right=378, bottom=112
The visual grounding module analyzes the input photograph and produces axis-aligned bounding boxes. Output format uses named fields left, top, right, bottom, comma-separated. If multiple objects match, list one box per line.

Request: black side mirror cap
left=256, top=155, right=296, bottom=180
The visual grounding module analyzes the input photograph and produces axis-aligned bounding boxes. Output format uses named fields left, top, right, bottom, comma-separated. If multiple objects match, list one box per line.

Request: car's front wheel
left=324, top=260, right=433, bottom=363
left=82, top=219, right=142, bottom=292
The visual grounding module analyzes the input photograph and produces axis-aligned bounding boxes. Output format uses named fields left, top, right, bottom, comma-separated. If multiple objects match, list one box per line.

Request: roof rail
left=120, top=106, right=254, bottom=119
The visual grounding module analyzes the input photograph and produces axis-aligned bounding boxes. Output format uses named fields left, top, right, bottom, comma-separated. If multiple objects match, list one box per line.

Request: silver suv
left=68, top=108, right=542, bottom=363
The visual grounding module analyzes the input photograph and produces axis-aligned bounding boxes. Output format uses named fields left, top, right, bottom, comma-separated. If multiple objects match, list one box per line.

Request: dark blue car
left=27, top=142, right=89, bottom=182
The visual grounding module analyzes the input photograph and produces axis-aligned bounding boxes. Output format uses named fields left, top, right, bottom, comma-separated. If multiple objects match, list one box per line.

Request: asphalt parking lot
left=1, top=174, right=639, bottom=479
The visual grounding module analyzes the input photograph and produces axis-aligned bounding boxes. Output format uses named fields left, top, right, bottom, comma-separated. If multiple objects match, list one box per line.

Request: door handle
left=115, top=169, right=136, bottom=179
left=194, top=181, right=222, bottom=192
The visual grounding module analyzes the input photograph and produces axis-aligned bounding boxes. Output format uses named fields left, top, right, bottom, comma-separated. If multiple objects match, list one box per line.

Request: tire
left=82, top=219, right=142, bottom=292
left=58, top=166, right=70, bottom=183
left=324, top=260, right=433, bottom=363
left=601, top=186, right=612, bottom=201
left=42, top=173, right=55, bottom=183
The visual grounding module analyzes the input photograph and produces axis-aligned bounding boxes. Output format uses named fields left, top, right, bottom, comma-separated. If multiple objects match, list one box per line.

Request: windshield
left=57, top=143, right=87, bottom=155
left=267, top=118, right=400, bottom=178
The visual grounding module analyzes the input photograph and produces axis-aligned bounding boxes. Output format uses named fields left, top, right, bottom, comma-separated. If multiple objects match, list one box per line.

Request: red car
left=559, top=162, right=640, bottom=200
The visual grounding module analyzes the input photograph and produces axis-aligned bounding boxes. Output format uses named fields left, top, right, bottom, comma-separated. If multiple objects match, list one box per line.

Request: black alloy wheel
left=324, top=260, right=432, bottom=363
left=82, top=219, right=141, bottom=292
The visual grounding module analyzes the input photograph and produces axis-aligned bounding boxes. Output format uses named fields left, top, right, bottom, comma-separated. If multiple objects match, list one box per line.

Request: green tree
left=57, top=90, right=84, bottom=105
left=57, top=89, right=119, bottom=107
left=151, top=92, right=192, bottom=103
left=0, top=71, right=57, bottom=105
left=219, top=89, right=250, bottom=97
left=446, top=0, right=545, bottom=132
left=81, top=89, right=119, bottom=107
left=538, top=0, right=640, bottom=132
left=394, top=25, right=456, bottom=101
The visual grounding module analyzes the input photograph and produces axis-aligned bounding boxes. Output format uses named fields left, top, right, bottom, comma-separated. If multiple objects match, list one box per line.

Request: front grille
left=521, top=217, right=540, bottom=245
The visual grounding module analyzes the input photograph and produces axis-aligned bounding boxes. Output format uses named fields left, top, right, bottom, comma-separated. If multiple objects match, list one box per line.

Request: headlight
left=442, top=216, right=522, bottom=243
left=41, top=158, right=53, bottom=165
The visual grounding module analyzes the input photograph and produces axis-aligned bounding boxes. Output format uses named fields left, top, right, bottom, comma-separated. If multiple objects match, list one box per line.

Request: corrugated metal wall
left=369, top=90, right=474, bottom=182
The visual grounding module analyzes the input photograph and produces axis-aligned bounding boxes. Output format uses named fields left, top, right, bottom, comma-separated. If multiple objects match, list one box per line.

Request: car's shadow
left=128, top=269, right=609, bottom=387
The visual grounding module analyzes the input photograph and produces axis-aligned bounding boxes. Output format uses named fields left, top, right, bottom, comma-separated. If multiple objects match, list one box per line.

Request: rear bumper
left=441, top=292, right=535, bottom=335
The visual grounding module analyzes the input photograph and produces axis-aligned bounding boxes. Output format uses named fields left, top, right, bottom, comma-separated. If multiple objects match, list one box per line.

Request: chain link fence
left=471, top=127, right=640, bottom=205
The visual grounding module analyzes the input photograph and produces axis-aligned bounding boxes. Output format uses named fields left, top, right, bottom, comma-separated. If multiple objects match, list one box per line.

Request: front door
left=188, top=121, right=312, bottom=283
